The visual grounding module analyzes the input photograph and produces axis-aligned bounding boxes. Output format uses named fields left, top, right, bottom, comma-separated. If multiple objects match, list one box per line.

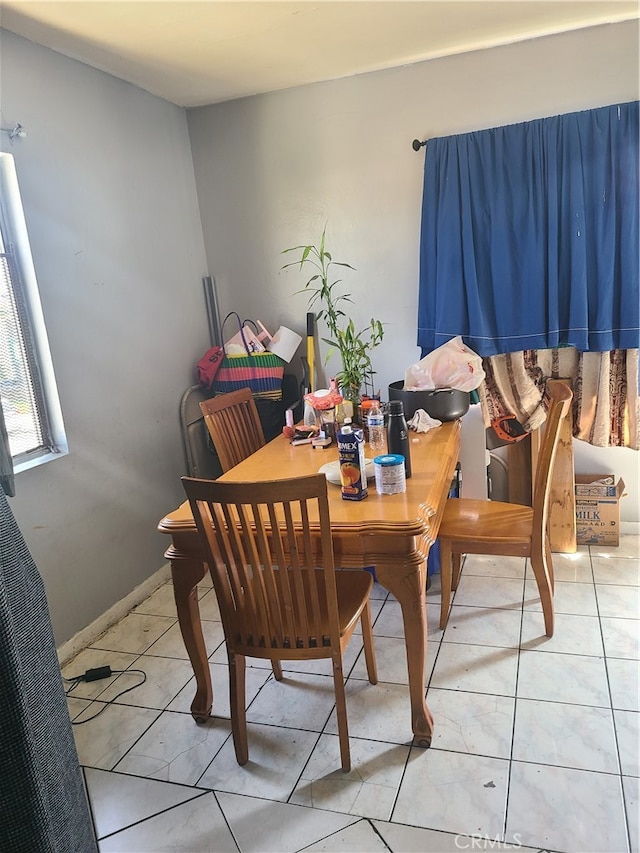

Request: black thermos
left=386, top=400, right=412, bottom=478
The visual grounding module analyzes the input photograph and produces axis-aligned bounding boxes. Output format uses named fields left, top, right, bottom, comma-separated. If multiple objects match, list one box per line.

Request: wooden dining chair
left=438, top=380, right=573, bottom=637
left=199, top=388, right=265, bottom=473
left=181, top=472, right=378, bottom=772
left=199, top=388, right=287, bottom=684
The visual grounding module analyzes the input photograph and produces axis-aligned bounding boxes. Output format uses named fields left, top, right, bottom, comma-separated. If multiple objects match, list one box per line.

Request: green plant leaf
left=282, top=227, right=384, bottom=393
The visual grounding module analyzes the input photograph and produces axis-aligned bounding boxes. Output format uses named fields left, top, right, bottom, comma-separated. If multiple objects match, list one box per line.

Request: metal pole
left=203, top=276, right=222, bottom=347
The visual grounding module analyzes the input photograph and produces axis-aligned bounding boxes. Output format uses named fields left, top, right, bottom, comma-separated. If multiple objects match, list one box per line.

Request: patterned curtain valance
left=478, top=348, right=639, bottom=450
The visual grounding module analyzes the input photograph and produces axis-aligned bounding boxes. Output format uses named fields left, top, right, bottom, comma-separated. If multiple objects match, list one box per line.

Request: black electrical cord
left=64, top=666, right=147, bottom=725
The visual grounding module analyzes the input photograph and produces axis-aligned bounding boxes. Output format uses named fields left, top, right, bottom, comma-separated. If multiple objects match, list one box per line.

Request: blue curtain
left=417, top=101, right=639, bottom=357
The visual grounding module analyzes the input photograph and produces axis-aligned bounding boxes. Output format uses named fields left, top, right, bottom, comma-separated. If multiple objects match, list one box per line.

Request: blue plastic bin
left=429, top=463, right=461, bottom=578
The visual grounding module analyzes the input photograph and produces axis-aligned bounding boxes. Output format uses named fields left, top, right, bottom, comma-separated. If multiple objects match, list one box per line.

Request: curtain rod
left=412, top=138, right=427, bottom=151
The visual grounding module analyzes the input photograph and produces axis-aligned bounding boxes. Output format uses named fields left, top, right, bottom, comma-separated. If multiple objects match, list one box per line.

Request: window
left=0, top=153, right=67, bottom=471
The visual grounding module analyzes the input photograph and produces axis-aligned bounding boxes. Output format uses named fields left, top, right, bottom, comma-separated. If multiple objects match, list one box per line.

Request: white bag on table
left=404, top=336, right=485, bottom=392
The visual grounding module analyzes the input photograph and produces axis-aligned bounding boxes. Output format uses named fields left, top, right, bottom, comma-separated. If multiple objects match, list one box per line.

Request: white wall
left=1, top=30, right=210, bottom=644
left=187, top=21, right=639, bottom=524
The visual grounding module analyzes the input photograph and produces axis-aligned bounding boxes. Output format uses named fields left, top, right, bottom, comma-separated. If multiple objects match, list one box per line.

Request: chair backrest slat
left=280, top=499, right=316, bottom=646
left=298, top=500, right=324, bottom=641
left=183, top=474, right=338, bottom=655
left=240, top=503, right=274, bottom=647
left=217, top=501, right=259, bottom=642
left=256, top=506, right=292, bottom=648
left=266, top=501, right=298, bottom=646
left=316, top=488, right=340, bottom=647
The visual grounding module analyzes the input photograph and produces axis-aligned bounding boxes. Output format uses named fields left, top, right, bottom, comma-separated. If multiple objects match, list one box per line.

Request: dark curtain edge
left=0, top=396, right=15, bottom=498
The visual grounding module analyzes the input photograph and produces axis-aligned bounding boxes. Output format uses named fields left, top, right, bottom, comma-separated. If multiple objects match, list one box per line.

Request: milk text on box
left=576, top=501, right=604, bottom=522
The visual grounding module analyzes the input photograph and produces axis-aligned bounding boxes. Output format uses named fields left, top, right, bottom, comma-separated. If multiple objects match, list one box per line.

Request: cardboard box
left=575, top=474, right=625, bottom=546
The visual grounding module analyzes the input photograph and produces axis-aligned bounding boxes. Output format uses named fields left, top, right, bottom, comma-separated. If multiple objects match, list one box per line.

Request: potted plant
left=282, top=228, right=384, bottom=405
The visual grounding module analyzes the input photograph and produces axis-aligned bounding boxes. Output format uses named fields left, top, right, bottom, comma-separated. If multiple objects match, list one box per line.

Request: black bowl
left=388, top=381, right=470, bottom=421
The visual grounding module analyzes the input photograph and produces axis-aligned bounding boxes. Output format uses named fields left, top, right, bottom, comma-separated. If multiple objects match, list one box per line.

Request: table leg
left=170, top=555, right=212, bottom=723
left=375, top=558, right=434, bottom=747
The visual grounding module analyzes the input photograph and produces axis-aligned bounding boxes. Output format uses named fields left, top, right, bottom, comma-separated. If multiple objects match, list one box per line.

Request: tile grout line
left=501, top=554, right=528, bottom=845
left=212, top=790, right=243, bottom=853
left=591, top=545, right=635, bottom=853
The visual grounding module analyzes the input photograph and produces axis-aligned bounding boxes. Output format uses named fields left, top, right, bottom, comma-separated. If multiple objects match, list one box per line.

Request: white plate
left=318, top=459, right=375, bottom=485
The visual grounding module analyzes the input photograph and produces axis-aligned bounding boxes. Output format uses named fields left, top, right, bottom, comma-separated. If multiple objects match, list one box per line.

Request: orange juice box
left=337, top=420, right=368, bottom=501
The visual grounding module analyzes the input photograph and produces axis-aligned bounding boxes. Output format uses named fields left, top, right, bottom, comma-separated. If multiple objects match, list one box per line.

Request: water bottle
left=386, top=400, right=412, bottom=478
left=367, top=402, right=386, bottom=453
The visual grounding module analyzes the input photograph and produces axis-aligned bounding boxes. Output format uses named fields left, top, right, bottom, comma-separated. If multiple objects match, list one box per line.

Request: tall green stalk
left=282, top=228, right=384, bottom=396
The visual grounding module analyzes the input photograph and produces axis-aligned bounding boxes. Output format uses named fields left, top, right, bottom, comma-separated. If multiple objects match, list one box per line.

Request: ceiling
left=1, top=1, right=638, bottom=108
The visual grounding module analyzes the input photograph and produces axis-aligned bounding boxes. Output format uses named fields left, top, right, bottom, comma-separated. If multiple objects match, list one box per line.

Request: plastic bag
left=223, top=313, right=271, bottom=354
left=404, top=336, right=485, bottom=392
left=196, top=345, right=224, bottom=390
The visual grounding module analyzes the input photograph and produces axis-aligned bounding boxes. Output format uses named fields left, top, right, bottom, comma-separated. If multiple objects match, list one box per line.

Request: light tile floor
left=65, top=536, right=640, bottom=853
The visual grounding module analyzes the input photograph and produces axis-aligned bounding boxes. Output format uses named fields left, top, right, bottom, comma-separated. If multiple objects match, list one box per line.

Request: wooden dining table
left=158, top=419, right=461, bottom=747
